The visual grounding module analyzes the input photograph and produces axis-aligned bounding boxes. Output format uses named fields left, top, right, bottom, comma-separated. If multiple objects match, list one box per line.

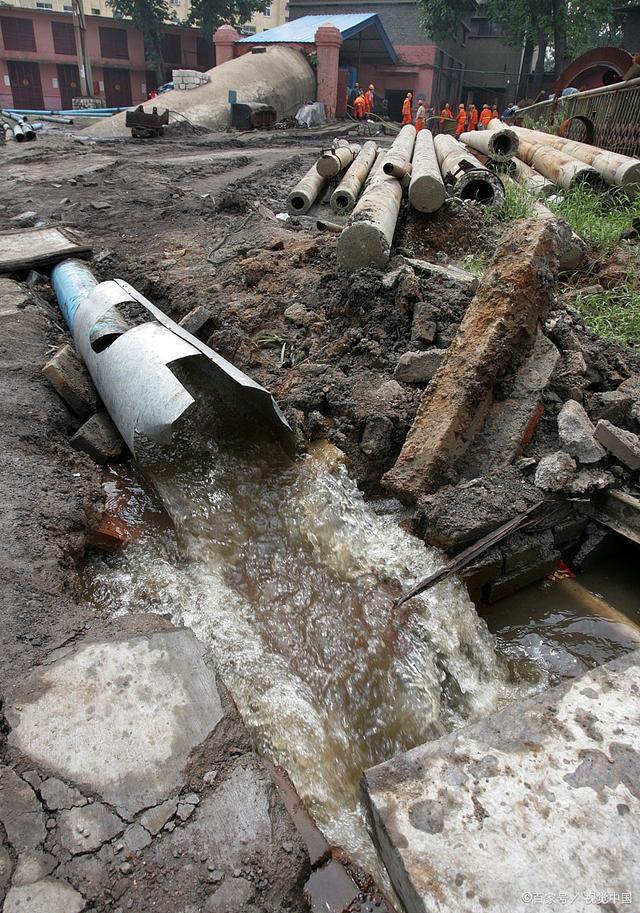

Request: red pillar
left=213, top=24, right=240, bottom=66
left=314, top=23, right=342, bottom=120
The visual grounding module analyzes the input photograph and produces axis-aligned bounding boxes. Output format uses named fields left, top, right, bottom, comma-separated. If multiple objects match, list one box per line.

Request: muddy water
left=84, top=436, right=515, bottom=873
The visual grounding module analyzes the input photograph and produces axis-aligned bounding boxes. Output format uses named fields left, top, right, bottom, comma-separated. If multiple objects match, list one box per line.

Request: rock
left=12, top=849, right=57, bottom=886
left=90, top=201, right=111, bottom=210
left=3, top=877, right=85, bottom=913
left=410, top=300, right=437, bottom=346
left=178, top=305, right=215, bottom=341
left=359, top=414, right=393, bottom=458
left=204, top=876, right=255, bottom=913
left=567, top=468, right=615, bottom=495
left=124, top=823, right=152, bottom=852
left=10, top=211, right=38, bottom=226
left=395, top=270, right=422, bottom=311
left=70, top=412, right=124, bottom=464
left=283, top=302, right=320, bottom=328
left=594, top=420, right=640, bottom=470
left=42, top=344, right=99, bottom=420
left=139, top=798, right=178, bottom=835
left=587, top=389, right=635, bottom=425
left=557, top=400, right=605, bottom=463
left=394, top=349, right=443, bottom=384
left=0, top=841, right=11, bottom=896
left=0, top=766, right=46, bottom=852
left=534, top=451, right=577, bottom=491
left=39, top=778, right=86, bottom=811
left=57, top=802, right=124, bottom=854
left=176, top=801, right=196, bottom=821
left=381, top=264, right=411, bottom=290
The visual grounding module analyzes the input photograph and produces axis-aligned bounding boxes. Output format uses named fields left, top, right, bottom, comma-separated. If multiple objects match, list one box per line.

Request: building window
left=92, top=8, right=101, bottom=14
left=36, top=3, right=54, bottom=9
left=99, top=26, right=128, bottom=59
left=0, top=16, right=37, bottom=51
left=52, top=21, right=76, bottom=55
left=196, top=35, right=214, bottom=69
left=161, top=32, right=181, bottom=64
left=473, top=17, right=505, bottom=37
left=63, top=4, right=72, bottom=9
left=264, top=5, right=272, bottom=15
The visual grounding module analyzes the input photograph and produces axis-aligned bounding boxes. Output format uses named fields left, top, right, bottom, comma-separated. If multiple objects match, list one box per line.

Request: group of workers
left=350, top=82, right=377, bottom=119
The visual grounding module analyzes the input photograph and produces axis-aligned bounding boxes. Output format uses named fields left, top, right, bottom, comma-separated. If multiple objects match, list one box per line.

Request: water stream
left=84, top=432, right=517, bottom=874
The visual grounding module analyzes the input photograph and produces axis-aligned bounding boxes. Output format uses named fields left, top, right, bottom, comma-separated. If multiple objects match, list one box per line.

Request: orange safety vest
left=439, top=106, right=451, bottom=128
left=415, top=106, right=426, bottom=132
left=469, top=107, right=478, bottom=129
left=479, top=108, right=492, bottom=127
left=401, top=98, right=412, bottom=125
left=353, top=95, right=365, bottom=118
left=455, top=109, right=467, bottom=136
left=364, top=89, right=374, bottom=113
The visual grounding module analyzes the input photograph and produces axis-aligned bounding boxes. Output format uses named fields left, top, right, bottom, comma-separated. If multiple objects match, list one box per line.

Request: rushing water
left=84, top=430, right=515, bottom=872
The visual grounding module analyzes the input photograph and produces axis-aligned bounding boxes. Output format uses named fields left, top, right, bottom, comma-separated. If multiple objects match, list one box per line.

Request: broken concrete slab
left=57, top=802, right=124, bottom=854
left=362, top=651, right=640, bottom=913
left=39, top=778, right=86, bottom=811
left=12, top=849, right=56, bottom=887
left=558, top=399, right=605, bottom=463
left=594, top=419, right=640, bottom=470
left=383, top=219, right=570, bottom=502
left=3, top=877, right=85, bottom=913
left=70, top=412, right=124, bottom=465
left=0, top=766, right=46, bottom=853
left=42, top=344, right=98, bottom=421
left=0, top=843, right=10, bottom=897
left=139, top=797, right=178, bottom=835
left=0, top=227, right=91, bottom=273
left=5, top=627, right=225, bottom=818
left=178, top=304, right=216, bottom=341
left=534, top=450, right=576, bottom=491
left=394, top=349, right=443, bottom=384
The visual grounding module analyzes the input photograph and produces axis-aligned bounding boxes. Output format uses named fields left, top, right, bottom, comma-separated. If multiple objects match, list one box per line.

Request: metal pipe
left=337, top=125, right=416, bottom=272
left=516, top=137, right=602, bottom=191
left=408, top=129, right=446, bottom=213
left=460, top=125, right=518, bottom=161
left=506, top=123, right=640, bottom=191
left=330, top=140, right=378, bottom=213
left=316, top=219, right=343, bottom=232
left=434, top=133, right=505, bottom=206
left=316, top=143, right=360, bottom=178
left=287, top=160, right=327, bottom=214
left=51, top=259, right=294, bottom=454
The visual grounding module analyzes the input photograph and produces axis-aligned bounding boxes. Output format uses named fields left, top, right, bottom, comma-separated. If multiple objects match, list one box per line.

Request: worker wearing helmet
left=401, top=92, right=413, bottom=125
left=479, top=104, right=492, bottom=128
left=469, top=103, right=479, bottom=130
left=439, top=102, right=452, bottom=131
left=455, top=103, right=467, bottom=137
left=414, top=98, right=426, bottom=132
left=353, top=92, right=366, bottom=119
left=364, top=84, right=375, bottom=115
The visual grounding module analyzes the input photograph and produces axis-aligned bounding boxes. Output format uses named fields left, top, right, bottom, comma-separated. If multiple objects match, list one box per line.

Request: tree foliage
left=187, top=0, right=266, bottom=39
left=106, top=0, right=170, bottom=76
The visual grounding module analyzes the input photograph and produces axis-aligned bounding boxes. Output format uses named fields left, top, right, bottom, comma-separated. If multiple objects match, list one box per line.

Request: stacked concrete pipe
left=337, top=125, right=416, bottom=272
left=317, top=143, right=361, bottom=178
left=408, top=130, right=446, bottom=213
left=287, top=160, right=328, bottom=215
left=434, top=134, right=505, bottom=206
left=515, top=137, right=602, bottom=192
left=504, top=123, right=640, bottom=192
left=459, top=124, right=519, bottom=162
left=511, top=157, right=555, bottom=197
left=330, top=141, right=379, bottom=213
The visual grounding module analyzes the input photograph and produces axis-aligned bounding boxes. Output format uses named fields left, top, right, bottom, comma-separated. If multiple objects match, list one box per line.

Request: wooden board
left=0, top=226, right=92, bottom=273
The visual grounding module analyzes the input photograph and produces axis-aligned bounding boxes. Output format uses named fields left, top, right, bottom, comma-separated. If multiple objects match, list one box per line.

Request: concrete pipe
left=380, top=124, right=416, bottom=178
left=2, top=123, right=15, bottom=142
left=512, top=157, right=555, bottom=197
left=459, top=125, right=518, bottom=161
left=408, top=129, right=446, bottom=213
left=434, top=133, right=505, bottom=206
left=287, top=161, right=327, bottom=215
left=383, top=160, right=413, bottom=179
left=330, top=140, right=378, bottom=213
left=516, top=138, right=602, bottom=191
left=337, top=125, right=416, bottom=272
left=317, top=143, right=361, bottom=178
left=508, top=124, right=640, bottom=192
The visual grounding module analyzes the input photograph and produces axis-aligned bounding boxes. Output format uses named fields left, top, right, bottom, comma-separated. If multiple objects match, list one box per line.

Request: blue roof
left=237, top=13, right=399, bottom=64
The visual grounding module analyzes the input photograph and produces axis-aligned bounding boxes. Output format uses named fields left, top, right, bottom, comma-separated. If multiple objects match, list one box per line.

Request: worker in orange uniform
left=414, top=98, right=426, bottom=132
left=353, top=91, right=366, bottom=119
left=492, top=104, right=499, bottom=118
left=401, top=92, right=413, bottom=125
left=364, top=84, right=375, bottom=115
left=468, top=103, right=479, bottom=130
left=439, top=102, right=452, bottom=131
left=455, top=103, right=467, bottom=137
left=479, top=103, right=492, bottom=128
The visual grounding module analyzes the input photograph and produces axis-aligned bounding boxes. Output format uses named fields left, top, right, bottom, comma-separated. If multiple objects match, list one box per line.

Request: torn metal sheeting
left=51, top=260, right=293, bottom=455
left=0, top=227, right=92, bottom=273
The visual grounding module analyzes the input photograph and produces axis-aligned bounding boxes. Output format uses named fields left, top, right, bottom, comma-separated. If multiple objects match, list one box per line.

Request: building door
left=103, top=68, right=132, bottom=107
left=7, top=61, right=44, bottom=110
left=385, top=89, right=412, bottom=123
left=57, top=64, right=80, bottom=110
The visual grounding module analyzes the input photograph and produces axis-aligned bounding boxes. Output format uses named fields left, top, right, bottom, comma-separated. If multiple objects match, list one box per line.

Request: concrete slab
left=3, top=877, right=85, bottom=913
left=363, top=652, right=640, bottom=913
left=0, top=767, right=46, bottom=853
left=6, top=629, right=225, bottom=818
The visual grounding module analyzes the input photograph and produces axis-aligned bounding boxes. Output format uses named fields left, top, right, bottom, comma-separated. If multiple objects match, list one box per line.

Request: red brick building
left=0, top=5, right=213, bottom=109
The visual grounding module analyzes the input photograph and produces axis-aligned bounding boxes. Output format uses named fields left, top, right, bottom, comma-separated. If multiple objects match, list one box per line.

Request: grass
left=498, top=179, right=536, bottom=223
left=548, top=185, right=640, bottom=252
left=461, top=253, right=488, bottom=277
left=571, top=282, right=640, bottom=348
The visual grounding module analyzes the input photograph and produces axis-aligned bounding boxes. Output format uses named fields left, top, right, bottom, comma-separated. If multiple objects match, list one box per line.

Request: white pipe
left=330, top=141, right=378, bottom=213
left=408, top=129, right=446, bottom=213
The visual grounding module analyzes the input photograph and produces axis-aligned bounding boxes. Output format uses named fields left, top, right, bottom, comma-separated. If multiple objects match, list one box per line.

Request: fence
left=516, top=77, right=640, bottom=158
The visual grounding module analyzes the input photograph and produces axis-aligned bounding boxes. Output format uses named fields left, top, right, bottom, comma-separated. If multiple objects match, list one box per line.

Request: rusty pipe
left=330, top=140, right=378, bottom=213
left=434, top=133, right=505, bottom=206
left=516, top=137, right=602, bottom=191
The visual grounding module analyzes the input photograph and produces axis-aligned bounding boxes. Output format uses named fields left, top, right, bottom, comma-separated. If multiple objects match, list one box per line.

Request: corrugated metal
left=237, top=13, right=377, bottom=43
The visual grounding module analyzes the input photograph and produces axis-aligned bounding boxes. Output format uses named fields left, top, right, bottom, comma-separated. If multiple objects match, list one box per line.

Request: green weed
left=548, top=186, right=640, bottom=251
left=498, top=180, right=536, bottom=223
left=571, top=282, right=640, bottom=347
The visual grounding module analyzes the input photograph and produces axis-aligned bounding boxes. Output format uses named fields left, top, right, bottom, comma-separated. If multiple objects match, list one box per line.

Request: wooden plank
left=0, top=227, right=92, bottom=273
left=595, top=488, right=640, bottom=545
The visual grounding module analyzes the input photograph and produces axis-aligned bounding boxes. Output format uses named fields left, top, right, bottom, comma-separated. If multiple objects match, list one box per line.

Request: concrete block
left=588, top=389, right=635, bottom=425
left=178, top=304, right=215, bottom=340
left=70, top=412, right=124, bottom=464
left=534, top=450, right=576, bottom=491
left=558, top=399, right=605, bottom=463
left=553, top=516, right=587, bottom=546
left=394, top=349, right=443, bottom=384
left=460, top=552, right=503, bottom=603
left=3, top=877, right=85, bottom=913
left=594, top=419, right=640, bottom=470
left=594, top=488, right=640, bottom=546
left=487, top=552, right=560, bottom=602
left=384, top=219, right=570, bottom=502
left=363, top=652, right=640, bottom=913
left=501, top=530, right=553, bottom=573
left=42, top=343, right=98, bottom=420
left=0, top=766, right=46, bottom=852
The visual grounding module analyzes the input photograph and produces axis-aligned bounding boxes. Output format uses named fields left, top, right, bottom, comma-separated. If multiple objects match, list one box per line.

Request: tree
left=187, top=0, right=266, bottom=41
left=107, top=0, right=171, bottom=82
